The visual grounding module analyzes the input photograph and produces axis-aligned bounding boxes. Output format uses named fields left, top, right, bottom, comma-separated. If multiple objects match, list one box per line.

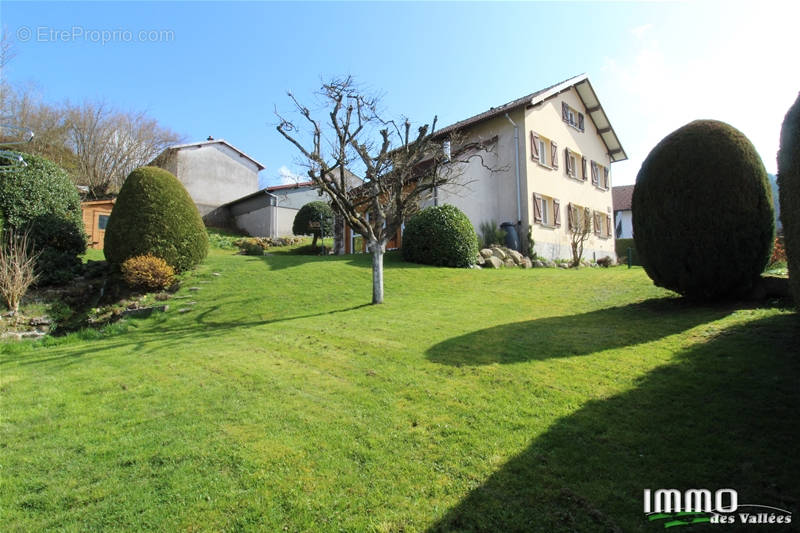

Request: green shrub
left=0, top=151, right=87, bottom=285
left=632, top=120, right=774, bottom=300
left=402, top=205, right=478, bottom=268
left=292, top=201, right=333, bottom=248
left=778, top=93, right=800, bottom=307
left=121, top=255, right=175, bottom=291
left=478, top=220, right=506, bottom=249
left=240, top=239, right=265, bottom=256
left=614, top=238, right=641, bottom=266
left=104, top=167, right=208, bottom=271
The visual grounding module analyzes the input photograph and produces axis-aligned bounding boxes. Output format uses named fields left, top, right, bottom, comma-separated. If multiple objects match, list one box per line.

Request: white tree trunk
left=369, top=240, right=385, bottom=304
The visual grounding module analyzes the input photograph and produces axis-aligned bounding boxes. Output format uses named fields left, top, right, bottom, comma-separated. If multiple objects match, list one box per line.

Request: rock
left=534, top=260, right=545, bottom=268
left=597, top=256, right=613, bottom=267
left=212, top=272, right=221, bottom=277
left=476, top=255, right=486, bottom=266
left=545, top=260, right=556, bottom=268
left=504, top=258, right=516, bottom=268
left=521, top=257, right=533, bottom=268
left=558, top=263, right=569, bottom=269
left=479, top=249, right=494, bottom=259
left=485, top=256, right=503, bottom=269
left=492, top=247, right=507, bottom=260
left=508, top=250, right=524, bottom=264
left=121, top=305, right=169, bottom=318
left=178, top=308, right=193, bottom=313
left=470, top=264, right=482, bottom=270
left=28, top=316, right=52, bottom=327
left=189, top=287, right=201, bottom=292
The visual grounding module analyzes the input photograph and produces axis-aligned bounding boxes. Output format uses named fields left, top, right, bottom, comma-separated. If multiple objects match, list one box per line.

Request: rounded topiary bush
left=0, top=151, right=87, bottom=285
left=293, top=201, right=333, bottom=248
left=633, top=120, right=774, bottom=300
left=402, top=204, right=478, bottom=268
left=778, top=92, right=800, bottom=307
left=104, top=166, right=208, bottom=271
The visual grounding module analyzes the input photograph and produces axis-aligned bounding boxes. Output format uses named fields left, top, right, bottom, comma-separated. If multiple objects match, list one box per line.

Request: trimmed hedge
left=614, top=238, right=641, bottom=266
left=778, top=92, right=800, bottom=307
left=0, top=151, right=86, bottom=285
left=632, top=120, right=774, bottom=300
left=104, top=166, right=208, bottom=271
left=292, top=201, right=333, bottom=247
left=402, top=205, right=478, bottom=268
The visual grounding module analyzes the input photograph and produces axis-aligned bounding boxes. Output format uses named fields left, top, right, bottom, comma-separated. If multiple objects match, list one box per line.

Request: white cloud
left=601, top=12, right=800, bottom=186
left=277, top=165, right=304, bottom=185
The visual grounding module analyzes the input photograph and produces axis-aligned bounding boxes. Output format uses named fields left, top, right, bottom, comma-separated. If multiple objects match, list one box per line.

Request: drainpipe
left=504, top=113, right=522, bottom=229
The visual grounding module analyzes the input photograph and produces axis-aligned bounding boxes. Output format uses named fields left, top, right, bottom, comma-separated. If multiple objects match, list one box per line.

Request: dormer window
left=562, top=102, right=585, bottom=132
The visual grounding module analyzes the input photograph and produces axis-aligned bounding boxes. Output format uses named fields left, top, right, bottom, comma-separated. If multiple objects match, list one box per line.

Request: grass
left=1, top=245, right=797, bottom=532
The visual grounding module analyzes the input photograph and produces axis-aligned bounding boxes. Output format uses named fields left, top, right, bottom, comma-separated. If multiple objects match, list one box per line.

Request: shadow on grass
left=256, top=250, right=411, bottom=271
left=427, top=298, right=733, bottom=365
left=429, top=314, right=800, bottom=532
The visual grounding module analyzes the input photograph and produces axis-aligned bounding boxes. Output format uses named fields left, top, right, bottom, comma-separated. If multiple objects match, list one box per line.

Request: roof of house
left=434, top=73, right=627, bottom=163
left=266, top=181, right=314, bottom=192
left=220, top=188, right=277, bottom=209
left=159, top=139, right=266, bottom=170
left=612, top=184, right=635, bottom=211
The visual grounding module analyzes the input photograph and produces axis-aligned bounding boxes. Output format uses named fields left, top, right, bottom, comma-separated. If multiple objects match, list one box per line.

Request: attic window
left=562, top=102, right=585, bottom=132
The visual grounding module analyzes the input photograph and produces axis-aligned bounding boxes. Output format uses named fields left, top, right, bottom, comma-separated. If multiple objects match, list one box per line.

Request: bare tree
left=568, top=204, right=592, bottom=267
left=68, top=101, right=182, bottom=197
left=0, top=229, right=40, bottom=317
left=277, top=77, right=495, bottom=304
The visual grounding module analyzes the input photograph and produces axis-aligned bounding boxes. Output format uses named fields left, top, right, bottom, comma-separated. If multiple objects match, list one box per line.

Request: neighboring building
left=81, top=198, right=115, bottom=249
left=612, top=184, right=634, bottom=239
left=340, top=74, right=627, bottom=261
left=149, top=138, right=265, bottom=223
left=266, top=181, right=324, bottom=210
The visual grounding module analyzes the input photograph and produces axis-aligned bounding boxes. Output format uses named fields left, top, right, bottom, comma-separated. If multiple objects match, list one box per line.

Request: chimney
left=207, top=135, right=214, bottom=141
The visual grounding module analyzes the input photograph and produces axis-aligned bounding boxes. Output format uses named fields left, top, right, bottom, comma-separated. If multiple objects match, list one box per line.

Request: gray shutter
left=553, top=199, right=561, bottom=227
left=533, top=194, right=543, bottom=223
left=551, top=142, right=558, bottom=169
left=591, top=161, right=598, bottom=185
left=581, top=156, right=587, bottom=181
left=606, top=214, right=612, bottom=237
left=562, top=102, right=569, bottom=122
left=603, top=167, right=610, bottom=189
left=565, top=148, right=571, bottom=176
left=530, top=131, right=540, bottom=161
left=578, top=113, right=585, bottom=132
left=594, top=212, right=601, bottom=235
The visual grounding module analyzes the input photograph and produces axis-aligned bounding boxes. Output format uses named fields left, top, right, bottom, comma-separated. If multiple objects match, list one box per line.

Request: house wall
left=171, top=144, right=260, bottom=216
left=614, top=209, right=633, bottom=238
left=429, top=110, right=525, bottom=240
left=81, top=200, right=115, bottom=249
left=270, top=187, right=323, bottom=210
left=523, top=87, right=617, bottom=261
left=275, top=206, right=299, bottom=237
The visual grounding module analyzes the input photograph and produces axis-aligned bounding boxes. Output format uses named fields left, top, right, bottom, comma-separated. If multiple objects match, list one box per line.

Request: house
left=266, top=181, right=324, bottom=209
left=149, top=137, right=265, bottom=225
left=81, top=198, right=115, bottom=249
left=340, top=74, right=626, bottom=261
left=612, top=184, right=634, bottom=238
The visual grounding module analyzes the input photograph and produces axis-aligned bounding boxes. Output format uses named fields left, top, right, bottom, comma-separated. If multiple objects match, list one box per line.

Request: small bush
left=632, top=120, right=774, bottom=300
left=0, top=229, right=40, bottom=314
left=104, top=166, right=208, bottom=272
left=778, top=92, right=800, bottom=307
left=769, top=236, right=787, bottom=266
left=402, top=205, right=479, bottom=268
left=121, top=255, right=175, bottom=291
left=240, top=240, right=265, bottom=256
left=478, top=220, right=506, bottom=249
left=27, top=213, right=87, bottom=285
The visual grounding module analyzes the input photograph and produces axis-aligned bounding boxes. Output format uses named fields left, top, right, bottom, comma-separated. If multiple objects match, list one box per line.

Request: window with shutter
left=603, top=167, right=610, bottom=189
left=564, top=148, right=571, bottom=177
left=594, top=212, right=602, bottom=235
left=530, top=131, right=540, bottom=161
left=533, top=194, right=543, bottom=223
left=567, top=203, right=574, bottom=230
left=581, top=156, right=587, bottom=181
left=553, top=199, right=561, bottom=227
left=606, top=214, right=612, bottom=237
left=578, top=113, right=585, bottom=132
left=551, top=142, right=558, bottom=169
left=562, top=102, right=569, bottom=122
left=591, top=161, right=599, bottom=186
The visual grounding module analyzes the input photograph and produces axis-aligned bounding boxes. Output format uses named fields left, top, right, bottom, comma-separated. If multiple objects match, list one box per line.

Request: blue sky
left=2, top=1, right=798, bottom=188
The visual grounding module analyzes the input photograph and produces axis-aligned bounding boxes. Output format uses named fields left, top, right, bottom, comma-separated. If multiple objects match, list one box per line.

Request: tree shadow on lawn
left=256, top=250, right=413, bottom=271
left=426, top=298, right=735, bottom=365
left=429, top=313, right=800, bottom=532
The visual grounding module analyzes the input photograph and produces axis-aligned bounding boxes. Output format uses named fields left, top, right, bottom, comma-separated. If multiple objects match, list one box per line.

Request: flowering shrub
left=121, top=254, right=175, bottom=290
left=770, top=236, right=786, bottom=265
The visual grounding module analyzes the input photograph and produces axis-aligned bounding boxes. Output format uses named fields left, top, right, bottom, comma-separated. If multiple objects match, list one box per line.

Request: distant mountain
left=768, top=173, right=782, bottom=232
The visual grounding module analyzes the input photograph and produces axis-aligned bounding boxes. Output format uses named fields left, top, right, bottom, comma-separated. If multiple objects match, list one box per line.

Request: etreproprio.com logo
left=644, top=488, right=792, bottom=528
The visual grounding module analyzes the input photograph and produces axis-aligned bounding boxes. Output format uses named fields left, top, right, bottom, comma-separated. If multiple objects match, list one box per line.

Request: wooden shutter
left=533, top=194, right=543, bottom=223
left=606, top=214, right=612, bottom=237
left=530, top=131, right=540, bottom=161
left=591, top=161, right=598, bottom=185
left=562, top=102, right=569, bottom=122
left=564, top=148, right=571, bottom=176
left=581, top=156, right=587, bottom=181
left=578, top=113, right=585, bottom=132
left=553, top=199, right=561, bottom=227
left=551, top=142, right=558, bottom=169
left=567, top=203, right=574, bottom=230
left=594, top=211, right=601, bottom=235
left=603, top=167, right=610, bottom=189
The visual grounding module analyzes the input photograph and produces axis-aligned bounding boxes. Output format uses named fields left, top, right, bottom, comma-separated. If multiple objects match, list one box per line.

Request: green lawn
left=1, top=247, right=798, bottom=531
